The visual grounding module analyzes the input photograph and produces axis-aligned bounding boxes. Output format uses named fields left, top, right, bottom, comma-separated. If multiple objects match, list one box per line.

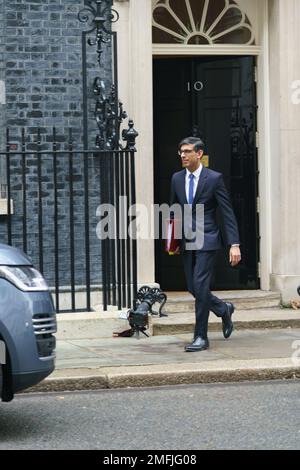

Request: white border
left=153, top=44, right=261, bottom=56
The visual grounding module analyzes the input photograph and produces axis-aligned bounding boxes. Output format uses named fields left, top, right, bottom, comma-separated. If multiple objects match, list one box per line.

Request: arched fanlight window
left=152, top=0, right=255, bottom=45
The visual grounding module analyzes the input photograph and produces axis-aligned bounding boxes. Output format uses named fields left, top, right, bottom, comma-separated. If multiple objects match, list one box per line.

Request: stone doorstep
left=153, top=308, right=300, bottom=336
left=164, top=298, right=281, bottom=312
left=164, top=290, right=281, bottom=312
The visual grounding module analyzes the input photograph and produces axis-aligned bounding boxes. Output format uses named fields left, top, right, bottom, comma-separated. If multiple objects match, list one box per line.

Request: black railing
left=0, top=128, right=137, bottom=313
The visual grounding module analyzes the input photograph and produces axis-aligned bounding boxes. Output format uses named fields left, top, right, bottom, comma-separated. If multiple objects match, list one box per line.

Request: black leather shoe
left=185, top=336, right=209, bottom=352
left=222, top=302, right=234, bottom=339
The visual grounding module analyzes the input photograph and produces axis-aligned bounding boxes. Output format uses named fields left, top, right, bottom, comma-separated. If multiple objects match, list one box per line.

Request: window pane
left=153, top=6, right=186, bottom=42
left=187, top=35, right=210, bottom=45
left=213, top=27, right=253, bottom=44
left=210, top=8, right=243, bottom=37
left=153, top=27, right=182, bottom=44
left=204, top=0, right=227, bottom=33
left=169, top=0, right=193, bottom=31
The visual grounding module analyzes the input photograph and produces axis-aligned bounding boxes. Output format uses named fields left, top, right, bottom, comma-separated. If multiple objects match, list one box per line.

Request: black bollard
left=127, top=286, right=168, bottom=338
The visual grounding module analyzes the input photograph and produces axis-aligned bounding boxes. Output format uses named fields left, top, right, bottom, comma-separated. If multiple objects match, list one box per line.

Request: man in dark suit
left=170, top=137, right=241, bottom=352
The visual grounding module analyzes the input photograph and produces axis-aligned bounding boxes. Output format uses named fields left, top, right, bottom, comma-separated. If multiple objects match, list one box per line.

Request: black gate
left=0, top=1, right=138, bottom=312
left=0, top=126, right=137, bottom=313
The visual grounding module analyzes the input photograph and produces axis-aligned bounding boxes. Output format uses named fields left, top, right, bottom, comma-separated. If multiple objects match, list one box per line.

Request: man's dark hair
left=178, top=137, right=205, bottom=153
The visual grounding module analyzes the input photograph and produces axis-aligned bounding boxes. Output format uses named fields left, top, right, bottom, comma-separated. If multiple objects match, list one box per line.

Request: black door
left=153, top=56, right=259, bottom=291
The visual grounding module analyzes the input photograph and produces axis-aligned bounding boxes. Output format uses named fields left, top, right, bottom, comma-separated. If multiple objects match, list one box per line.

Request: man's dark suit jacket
left=170, top=167, right=240, bottom=251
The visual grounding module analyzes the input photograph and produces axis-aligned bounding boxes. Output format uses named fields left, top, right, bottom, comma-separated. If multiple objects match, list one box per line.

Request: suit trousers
left=182, top=250, right=227, bottom=339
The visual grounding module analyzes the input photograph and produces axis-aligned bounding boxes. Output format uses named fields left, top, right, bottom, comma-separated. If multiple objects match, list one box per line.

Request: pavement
left=27, top=300, right=300, bottom=394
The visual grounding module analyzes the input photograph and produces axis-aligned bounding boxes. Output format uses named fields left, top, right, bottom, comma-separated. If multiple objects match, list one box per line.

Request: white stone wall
left=115, top=0, right=157, bottom=287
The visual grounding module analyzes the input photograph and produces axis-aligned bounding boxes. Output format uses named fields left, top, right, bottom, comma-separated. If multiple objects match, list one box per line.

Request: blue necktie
left=188, top=173, right=195, bottom=206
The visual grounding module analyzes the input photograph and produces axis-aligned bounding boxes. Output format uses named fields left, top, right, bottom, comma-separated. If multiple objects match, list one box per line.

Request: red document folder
left=165, top=219, right=180, bottom=255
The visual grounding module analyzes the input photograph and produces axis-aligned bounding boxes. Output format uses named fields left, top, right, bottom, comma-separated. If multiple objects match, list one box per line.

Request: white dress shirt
left=185, top=164, right=203, bottom=203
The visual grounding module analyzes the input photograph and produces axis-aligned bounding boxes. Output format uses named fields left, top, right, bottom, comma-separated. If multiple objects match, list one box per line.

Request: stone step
left=163, top=290, right=281, bottom=312
left=56, top=311, right=130, bottom=340
left=152, top=308, right=300, bottom=336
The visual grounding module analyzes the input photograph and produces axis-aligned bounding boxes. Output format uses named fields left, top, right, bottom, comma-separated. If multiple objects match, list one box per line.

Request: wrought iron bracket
left=93, top=77, right=128, bottom=149
left=78, top=0, right=119, bottom=67
left=79, top=0, right=138, bottom=150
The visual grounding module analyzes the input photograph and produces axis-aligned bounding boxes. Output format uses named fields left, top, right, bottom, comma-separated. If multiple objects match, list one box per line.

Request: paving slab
left=55, top=328, right=300, bottom=368
left=25, top=328, right=300, bottom=394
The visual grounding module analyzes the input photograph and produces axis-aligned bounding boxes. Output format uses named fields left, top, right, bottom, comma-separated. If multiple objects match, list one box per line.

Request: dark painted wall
left=0, top=0, right=113, bottom=295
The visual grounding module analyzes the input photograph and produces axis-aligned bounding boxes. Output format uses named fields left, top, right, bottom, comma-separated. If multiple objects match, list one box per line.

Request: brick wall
left=4, top=0, right=111, bottom=145
left=0, top=0, right=114, bottom=297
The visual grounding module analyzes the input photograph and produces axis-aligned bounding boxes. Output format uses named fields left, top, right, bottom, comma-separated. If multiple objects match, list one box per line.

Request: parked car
left=0, top=244, right=56, bottom=401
